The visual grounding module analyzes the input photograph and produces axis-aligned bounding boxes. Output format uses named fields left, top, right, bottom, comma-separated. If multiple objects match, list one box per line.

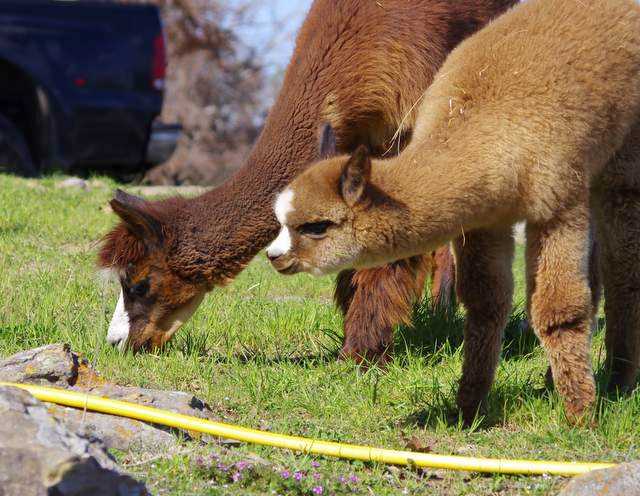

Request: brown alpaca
left=267, top=0, right=640, bottom=424
left=98, top=0, right=517, bottom=354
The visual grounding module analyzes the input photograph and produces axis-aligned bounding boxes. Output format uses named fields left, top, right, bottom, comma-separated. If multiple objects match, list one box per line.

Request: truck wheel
left=0, top=113, right=37, bottom=177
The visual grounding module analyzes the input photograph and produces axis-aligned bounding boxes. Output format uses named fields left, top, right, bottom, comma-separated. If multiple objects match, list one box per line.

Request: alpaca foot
left=558, top=375, right=596, bottom=426
left=457, top=384, right=489, bottom=427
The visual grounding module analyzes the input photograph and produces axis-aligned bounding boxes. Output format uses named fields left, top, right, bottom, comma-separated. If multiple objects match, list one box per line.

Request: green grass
left=0, top=174, right=638, bottom=495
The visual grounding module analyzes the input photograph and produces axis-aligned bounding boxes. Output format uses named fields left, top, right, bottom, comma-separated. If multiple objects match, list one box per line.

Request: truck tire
left=0, top=113, right=37, bottom=177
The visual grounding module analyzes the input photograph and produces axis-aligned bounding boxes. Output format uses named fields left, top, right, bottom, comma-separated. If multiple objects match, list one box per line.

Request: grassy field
left=1, top=173, right=639, bottom=495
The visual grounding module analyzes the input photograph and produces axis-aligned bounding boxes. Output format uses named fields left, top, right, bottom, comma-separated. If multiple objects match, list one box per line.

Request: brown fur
left=334, top=255, right=428, bottom=365
left=99, top=0, right=516, bottom=352
left=430, top=246, right=456, bottom=309
left=269, top=0, right=640, bottom=423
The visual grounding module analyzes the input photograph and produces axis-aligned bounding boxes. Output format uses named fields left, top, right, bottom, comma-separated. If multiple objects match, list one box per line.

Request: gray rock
left=50, top=384, right=220, bottom=451
left=0, top=344, right=88, bottom=387
left=45, top=403, right=180, bottom=452
left=0, top=386, right=147, bottom=496
left=558, top=462, right=640, bottom=496
left=0, top=344, right=220, bottom=451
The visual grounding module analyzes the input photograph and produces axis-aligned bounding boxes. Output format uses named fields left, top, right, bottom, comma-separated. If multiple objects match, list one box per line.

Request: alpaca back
left=397, top=0, right=640, bottom=222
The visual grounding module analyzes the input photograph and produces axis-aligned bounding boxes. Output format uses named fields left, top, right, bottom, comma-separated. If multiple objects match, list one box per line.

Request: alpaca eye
left=298, top=221, right=334, bottom=238
left=129, top=280, right=150, bottom=297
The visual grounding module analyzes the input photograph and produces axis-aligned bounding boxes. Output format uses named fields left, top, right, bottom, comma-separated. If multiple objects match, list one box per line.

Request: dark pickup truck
left=0, top=0, right=180, bottom=176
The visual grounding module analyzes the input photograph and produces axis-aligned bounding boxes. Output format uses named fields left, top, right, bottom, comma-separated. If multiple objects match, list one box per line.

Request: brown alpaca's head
left=267, top=138, right=401, bottom=276
left=99, top=190, right=207, bottom=351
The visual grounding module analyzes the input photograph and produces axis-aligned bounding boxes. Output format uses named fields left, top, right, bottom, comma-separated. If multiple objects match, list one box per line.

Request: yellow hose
left=1, top=382, right=614, bottom=476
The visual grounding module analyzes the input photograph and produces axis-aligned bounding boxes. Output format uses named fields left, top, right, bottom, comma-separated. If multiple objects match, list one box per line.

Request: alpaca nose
left=107, top=332, right=129, bottom=351
left=267, top=251, right=281, bottom=262
left=266, top=226, right=292, bottom=261
left=108, top=336, right=125, bottom=349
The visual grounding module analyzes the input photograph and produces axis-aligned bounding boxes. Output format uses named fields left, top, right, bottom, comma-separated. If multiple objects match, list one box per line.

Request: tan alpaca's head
left=267, top=127, right=402, bottom=276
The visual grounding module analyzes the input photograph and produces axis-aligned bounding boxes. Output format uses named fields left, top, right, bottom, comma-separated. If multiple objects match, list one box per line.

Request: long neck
left=184, top=115, right=322, bottom=283
left=173, top=1, right=342, bottom=283
left=369, top=147, right=517, bottom=263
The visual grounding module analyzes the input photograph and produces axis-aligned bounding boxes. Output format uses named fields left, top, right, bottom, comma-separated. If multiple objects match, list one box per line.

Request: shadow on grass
left=205, top=350, right=339, bottom=368
left=400, top=312, right=628, bottom=430
left=394, top=297, right=538, bottom=364
left=394, top=298, right=548, bottom=430
left=166, top=326, right=341, bottom=368
left=0, top=223, right=26, bottom=237
left=403, top=373, right=551, bottom=431
left=167, top=296, right=540, bottom=370
left=592, top=333, right=640, bottom=403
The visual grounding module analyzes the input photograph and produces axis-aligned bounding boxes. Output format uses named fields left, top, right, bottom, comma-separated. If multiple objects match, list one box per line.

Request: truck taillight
left=152, top=34, right=166, bottom=91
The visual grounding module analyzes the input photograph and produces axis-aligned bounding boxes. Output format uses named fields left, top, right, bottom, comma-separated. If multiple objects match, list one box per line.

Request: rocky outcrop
left=0, top=344, right=219, bottom=451
left=0, top=386, right=147, bottom=496
left=47, top=384, right=218, bottom=451
left=557, top=462, right=640, bottom=496
left=0, top=344, right=93, bottom=387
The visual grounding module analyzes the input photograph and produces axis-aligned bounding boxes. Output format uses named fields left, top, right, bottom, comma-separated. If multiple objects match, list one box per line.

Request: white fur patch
left=274, top=189, right=294, bottom=224
left=267, top=226, right=292, bottom=258
left=107, top=290, right=130, bottom=349
left=267, top=189, right=295, bottom=258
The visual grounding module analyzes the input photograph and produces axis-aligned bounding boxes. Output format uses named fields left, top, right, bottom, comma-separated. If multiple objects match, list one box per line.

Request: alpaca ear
left=340, top=145, right=371, bottom=206
left=110, top=189, right=163, bottom=244
left=114, top=189, right=146, bottom=209
left=318, top=123, right=337, bottom=159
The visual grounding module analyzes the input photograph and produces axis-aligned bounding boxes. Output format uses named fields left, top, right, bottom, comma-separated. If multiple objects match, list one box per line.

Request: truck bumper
left=145, top=121, right=181, bottom=164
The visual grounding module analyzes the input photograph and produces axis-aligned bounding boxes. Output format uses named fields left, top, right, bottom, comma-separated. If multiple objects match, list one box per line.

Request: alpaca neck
left=180, top=121, right=321, bottom=285
left=370, top=149, right=517, bottom=260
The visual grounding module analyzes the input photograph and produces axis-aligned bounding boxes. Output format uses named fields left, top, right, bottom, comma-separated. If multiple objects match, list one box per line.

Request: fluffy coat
left=268, top=0, right=640, bottom=422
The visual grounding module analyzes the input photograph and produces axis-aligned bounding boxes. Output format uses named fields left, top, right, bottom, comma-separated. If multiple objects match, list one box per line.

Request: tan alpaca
left=267, top=0, right=640, bottom=424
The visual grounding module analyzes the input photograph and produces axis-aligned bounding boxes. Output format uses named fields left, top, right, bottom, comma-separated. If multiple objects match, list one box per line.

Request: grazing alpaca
left=99, top=0, right=518, bottom=354
left=267, top=0, right=640, bottom=423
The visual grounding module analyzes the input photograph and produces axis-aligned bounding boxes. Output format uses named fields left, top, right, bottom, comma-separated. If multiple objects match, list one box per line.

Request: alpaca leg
left=452, top=227, right=514, bottom=425
left=595, top=197, right=640, bottom=391
left=430, top=245, right=456, bottom=311
left=526, top=205, right=596, bottom=422
left=592, top=141, right=640, bottom=392
left=544, top=221, right=601, bottom=388
left=588, top=230, right=602, bottom=324
left=334, top=269, right=357, bottom=316
left=334, top=256, right=429, bottom=364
